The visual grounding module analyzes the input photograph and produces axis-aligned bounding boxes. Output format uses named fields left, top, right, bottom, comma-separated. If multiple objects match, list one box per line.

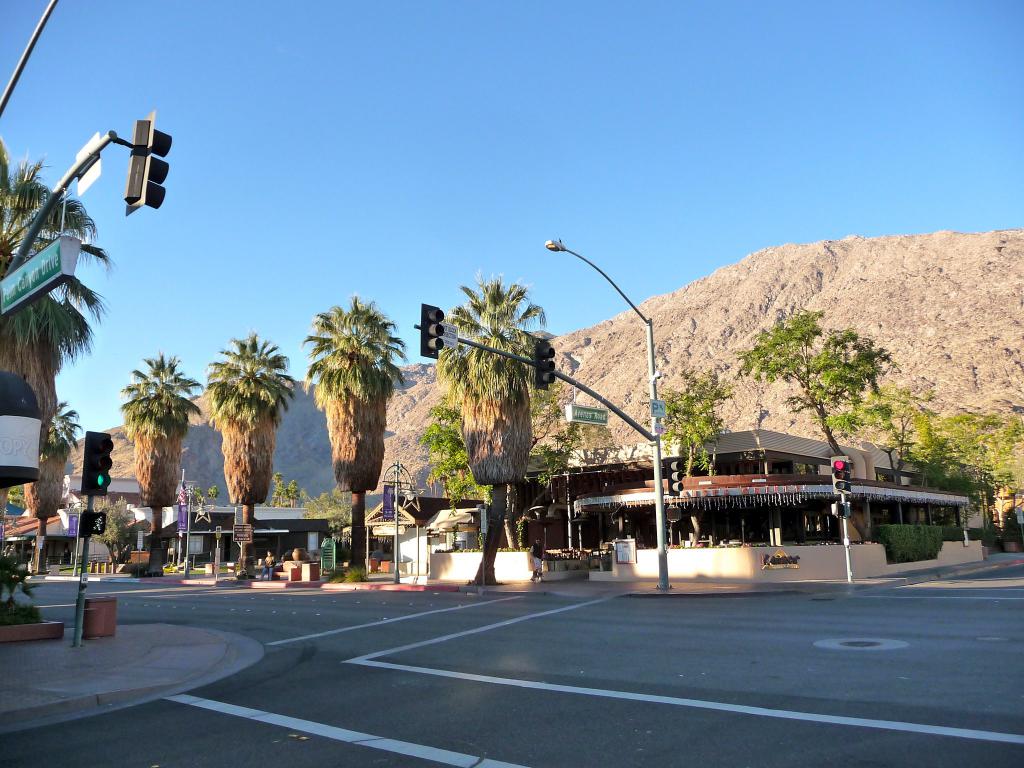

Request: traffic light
left=80, top=510, right=107, bottom=537
left=831, top=456, right=852, bottom=496
left=81, top=431, right=114, bottom=496
left=533, top=339, right=556, bottom=389
left=419, top=304, right=447, bottom=359
left=125, top=110, right=172, bottom=215
left=668, top=459, right=685, bottom=494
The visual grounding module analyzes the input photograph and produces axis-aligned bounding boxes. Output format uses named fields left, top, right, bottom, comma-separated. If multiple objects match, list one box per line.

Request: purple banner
left=67, top=513, right=79, bottom=538
left=382, top=485, right=395, bottom=522
left=177, top=504, right=188, bottom=531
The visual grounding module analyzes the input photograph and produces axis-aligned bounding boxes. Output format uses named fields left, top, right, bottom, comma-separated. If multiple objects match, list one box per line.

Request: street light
left=544, top=239, right=670, bottom=591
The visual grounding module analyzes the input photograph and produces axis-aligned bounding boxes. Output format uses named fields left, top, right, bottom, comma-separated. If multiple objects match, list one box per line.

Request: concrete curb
left=857, top=556, right=1024, bottom=591
left=0, top=626, right=264, bottom=734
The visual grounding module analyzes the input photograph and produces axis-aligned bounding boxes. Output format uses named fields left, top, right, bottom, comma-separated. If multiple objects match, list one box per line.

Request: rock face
left=76, top=229, right=1024, bottom=496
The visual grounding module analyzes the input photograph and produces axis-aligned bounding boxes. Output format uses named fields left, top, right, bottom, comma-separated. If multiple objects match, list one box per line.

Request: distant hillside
left=75, top=229, right=1024, bottom=498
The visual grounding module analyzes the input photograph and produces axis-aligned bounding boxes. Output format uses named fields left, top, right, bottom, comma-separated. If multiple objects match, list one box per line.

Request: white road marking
left=35, top=603, right=75, bottom=608
left=861, top=595, right=1024, bottom=601
left=350, top=660, right=1024, bottom=745
left=267, top=596, right=523, bottom=646
left=348, top=597, right=613, bottom=662
left=167, top=694, right=528, bottom=767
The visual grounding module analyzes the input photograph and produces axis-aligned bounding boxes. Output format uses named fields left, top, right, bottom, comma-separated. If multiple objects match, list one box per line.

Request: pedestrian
left=261, top=550, right=276, bottom=580
left=530, top=539, right=543, bottom=583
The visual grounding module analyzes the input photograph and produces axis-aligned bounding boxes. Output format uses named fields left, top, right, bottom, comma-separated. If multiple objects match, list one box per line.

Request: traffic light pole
left=6, top=130, right=135, bottom=276
left=71, top=494, right=94, bottom=648
left=841, top=496, right=853, bottom=583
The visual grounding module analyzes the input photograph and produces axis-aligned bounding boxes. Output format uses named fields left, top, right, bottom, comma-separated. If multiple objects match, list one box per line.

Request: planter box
left=0, top=620, right=64, bottom=643
left=1003, top=541, right=1022, bottom=553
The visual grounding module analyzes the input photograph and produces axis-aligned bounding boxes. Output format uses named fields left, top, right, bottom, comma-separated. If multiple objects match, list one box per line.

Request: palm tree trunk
left=350, top=491, right=366, bottom=571
left=472, top=484, right=506, bottom=585
left=146, top=508, right=164, bottom=575
left=28, top=456, right=64, bottom=573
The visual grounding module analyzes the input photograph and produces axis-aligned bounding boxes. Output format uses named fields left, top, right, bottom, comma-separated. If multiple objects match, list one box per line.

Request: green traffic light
left=98, top=475, right=106, bottom=486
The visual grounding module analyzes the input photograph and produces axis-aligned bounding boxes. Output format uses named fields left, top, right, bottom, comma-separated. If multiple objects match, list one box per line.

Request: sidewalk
left=0, top=623, right=263, bottom=733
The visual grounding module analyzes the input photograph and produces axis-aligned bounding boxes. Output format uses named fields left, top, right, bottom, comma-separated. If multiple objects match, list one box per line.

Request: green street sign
left=564, top=403, right=609, bottom=426
left=1, top=236, right=81, bottom=316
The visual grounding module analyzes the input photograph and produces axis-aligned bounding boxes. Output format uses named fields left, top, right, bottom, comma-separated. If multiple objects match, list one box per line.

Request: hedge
left=875, top=524, right=944, bottom=563
left=940, top=526, right=982, bottom=542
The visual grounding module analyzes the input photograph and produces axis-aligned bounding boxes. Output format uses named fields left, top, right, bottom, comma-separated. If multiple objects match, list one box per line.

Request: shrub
left=0, top=603, right=41, bottom=626
left=875, top=525, right=944, bottom=563
left=1001, top=514, right=1023, bottom=545
left=343, top=566, right=367, bottom=583
left=979, top=525, right=998, bottom=547
left=940, top=526, right=981, bottom=542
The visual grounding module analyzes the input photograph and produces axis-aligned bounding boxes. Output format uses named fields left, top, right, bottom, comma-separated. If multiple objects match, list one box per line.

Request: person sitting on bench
left=260, top=551, right=276, bottom=580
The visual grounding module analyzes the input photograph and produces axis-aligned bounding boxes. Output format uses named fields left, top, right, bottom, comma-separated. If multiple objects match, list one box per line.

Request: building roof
left=366, top=495, right=484, bottom=527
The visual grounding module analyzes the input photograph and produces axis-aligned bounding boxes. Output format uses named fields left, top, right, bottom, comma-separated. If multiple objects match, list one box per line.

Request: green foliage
left=980, top=524, right=998, bottom=547
left=850, top=386, right=932, bottom=478
left=94, top=498, right=144, bottom=563
left=738, top=310, right=893, bottom=450
left=419, top=402, right=488, bottom=507
left=41, top=402, right=80, bottom=462
left=0, top=554, right=35, bottom=613
left=343, top=565, right=367, bottom=582
left=875, top=524, right=944, bottom=563
left=304, top=297, right=406, bottom=404
left=530, top=381, right=614, bottom=486
left=206, top=485, right=220, bottom=500
left=0, top=603, right=41, bottom=626
left=271, top=473, right=303, bottom=507
left=1001, top=512, right=1023, bottom=544
left=939, top=526, right=980, bottom=542
left=7, top=484, right=25, bottom=509
left=662, top=369, right=732, bottom=475
left=207, top=333, right=295, bottom=428
left=121, top=354, right=201, bottom=440
left=302, top=488, right=352, bottom=535
left=437, top=276, right=545, bottom=407
left=0, top=138, right=111, bottom=371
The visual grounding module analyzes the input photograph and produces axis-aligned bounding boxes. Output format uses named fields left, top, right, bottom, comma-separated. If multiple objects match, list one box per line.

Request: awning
left=575, top=482, right=970, bottom=512
left=426, top=508, right=477, bottom=532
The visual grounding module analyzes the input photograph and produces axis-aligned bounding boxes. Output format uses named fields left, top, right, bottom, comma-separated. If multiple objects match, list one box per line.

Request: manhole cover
left=814, top=638, right=909, bottom=651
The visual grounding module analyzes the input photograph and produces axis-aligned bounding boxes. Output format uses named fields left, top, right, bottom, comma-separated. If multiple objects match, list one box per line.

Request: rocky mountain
left=76, top=229, right=1024, bottom=497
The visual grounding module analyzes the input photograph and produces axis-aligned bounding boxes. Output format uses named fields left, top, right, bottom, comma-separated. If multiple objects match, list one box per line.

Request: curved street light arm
left=561, top=246, right=649, bottom=325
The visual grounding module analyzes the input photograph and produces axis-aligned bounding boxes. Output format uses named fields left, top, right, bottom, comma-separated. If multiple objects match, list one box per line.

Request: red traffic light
left=832, top=459, right=847, bottom=471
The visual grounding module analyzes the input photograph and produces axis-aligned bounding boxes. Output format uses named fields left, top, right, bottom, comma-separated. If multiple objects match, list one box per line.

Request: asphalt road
left=3, top=566, right=1023, bottom=767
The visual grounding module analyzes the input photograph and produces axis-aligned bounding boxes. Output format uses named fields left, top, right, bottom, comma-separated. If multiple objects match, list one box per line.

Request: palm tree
left=121, top=354, right=201, bottom=574
left=207, top=334, right=294, bottom=575
left=437, top=277, right=545, bottom=584
left=305, top=297, right=406, bottom=571
left=31, top=402, right=80, bottom=573
left=0, top=139, right=110, bottom=557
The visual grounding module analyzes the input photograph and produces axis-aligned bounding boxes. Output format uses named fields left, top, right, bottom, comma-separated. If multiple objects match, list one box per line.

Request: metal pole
left=647, top=320, right=669, bottom=591
left=0, top=0, right=59, bottom=120
left=72, top=494, right=93, bottom=648
left=183, top=486, right=192, bottom=580
left=71, top=507, right=81, bottom=576
left=393, top=461, right=401, bottom=584
left=7, top=131, right=124, bottom=275
left=842, top=499, right=853, bottom=583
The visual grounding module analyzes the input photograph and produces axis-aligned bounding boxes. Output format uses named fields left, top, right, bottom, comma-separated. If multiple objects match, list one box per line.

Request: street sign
left=654, top=421, right=666, bottom=436
left=564, top=403, right=609, bottom=426
left=650, top=399, right=667, bottom=419
left=136, top=530, right=144, bottom=550
left=76, top=133, right=103, bottom=196
left=1017, top=508, right=1023, bottom=526
left=1, top=236, right=81, bottom=315
left=233, top=524, right=253, bottom=543
left=441, top=324, right=458, bottom=350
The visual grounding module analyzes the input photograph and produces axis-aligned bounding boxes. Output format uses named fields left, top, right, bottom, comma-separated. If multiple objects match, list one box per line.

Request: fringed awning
left=574, top=482, right=969, bottom=513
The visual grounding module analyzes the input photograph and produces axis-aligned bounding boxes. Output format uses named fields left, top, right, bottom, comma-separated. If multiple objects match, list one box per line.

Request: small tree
left=419, top=402, right=488, bottom=509
left=206, top=485, right=220, bottom=502
left=94, top=498, right=143, bottom=564
left=661, top=369, right=732, bottom=542
left=738, top=311, right=893, bottom=455
left=302, top=488, right=352, bottom=538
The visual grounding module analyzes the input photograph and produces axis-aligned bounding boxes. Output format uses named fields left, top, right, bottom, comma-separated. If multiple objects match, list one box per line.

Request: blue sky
left=2, top=0, right=1021, bottom=431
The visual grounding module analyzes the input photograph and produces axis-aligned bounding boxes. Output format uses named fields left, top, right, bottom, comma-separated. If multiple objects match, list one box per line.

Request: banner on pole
left=382, top=485, right=395, bottom=522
